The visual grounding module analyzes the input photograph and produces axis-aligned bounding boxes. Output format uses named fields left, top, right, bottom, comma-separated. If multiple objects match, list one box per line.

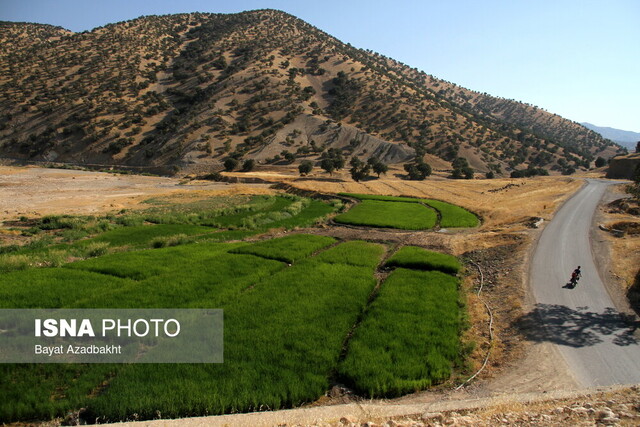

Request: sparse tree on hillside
left=636, top=141, right=640, bottom=153
left=451, top=157, right=473, bottom=179
left=332, top=152, right=345, bottom=170
left=298, top=160, right=313, bottom=176
left=373, top=161, right=388, bottom=177
left=367, top=156, right=388, bottom=178
left=349, top=157, right=370, bottom=182
left=595, top=157, right=607, bottom=168
left=281, top=150, right=296, bottom=164
left=224, top=158, right=238, bottom=171
left=241, top=159, right=255, bottom=172
left=320, top=148, right=344, bottom=175
left=463, top=167, right=474, bottom=180
left=320, top=158, right=335, bottom=175
left=404, top=161, right=431, bottom=180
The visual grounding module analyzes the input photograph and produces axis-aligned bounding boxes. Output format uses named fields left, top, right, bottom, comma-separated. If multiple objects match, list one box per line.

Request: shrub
left=42, top=250, right=67, bottom=267
left=150, top=234, right=191, bottom=248
left=83, top=242, right=110, bottom=258
left=0, top=254, right=31, bottom=272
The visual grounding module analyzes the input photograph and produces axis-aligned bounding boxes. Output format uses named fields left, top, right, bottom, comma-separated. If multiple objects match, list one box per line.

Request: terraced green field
left=338, top=268, right=463, bottom=397
left=338, top=193, right=479, bottom=229
left=334, top=199, right=437, bottom=230
left=0, top=192, right=469, bottom=423
left=385, top=246, right=461, bottom=274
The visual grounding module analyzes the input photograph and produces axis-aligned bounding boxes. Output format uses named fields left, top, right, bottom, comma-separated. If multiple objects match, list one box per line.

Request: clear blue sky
left=2, top=0, right=638, bottom=132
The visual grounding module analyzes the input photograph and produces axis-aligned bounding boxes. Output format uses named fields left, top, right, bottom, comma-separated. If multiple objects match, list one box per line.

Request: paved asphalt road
left=530, top=179, right=640, bottom=386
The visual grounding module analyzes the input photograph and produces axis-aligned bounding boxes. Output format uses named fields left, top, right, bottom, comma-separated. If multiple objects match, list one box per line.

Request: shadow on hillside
left=514, top=303, right=640, bottom=348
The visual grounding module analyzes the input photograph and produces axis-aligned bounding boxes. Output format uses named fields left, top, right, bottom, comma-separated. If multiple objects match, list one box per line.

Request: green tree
left=320, top=148, right=345, bottom=174
left=281, top=150, right=296, bottom=164
left=241, top=159, right=255, bottom=172
left=332, top=152, right=345, bottom=170
left=298, top=160, right=313, bottom=176
left=367, top=156, right=388, bottom=178
left=350, top=157, right=370, bottom=182
left=595, top=157, right=607, bottom=168
left=373, top=161, right=388, bottom=177
left=223, top=158, right=238, bottom=172
left=451, top=168, right=463, bottom=179
left=404, top=161, right=431, bottom=180
left=451, top=157, right=473, bottom=179
left=320, top=158, right=335, bottom=175
left=463, top=167, right=474, bottom=179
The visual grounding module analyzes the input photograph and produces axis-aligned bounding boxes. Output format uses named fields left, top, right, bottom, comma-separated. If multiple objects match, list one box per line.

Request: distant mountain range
left=581, top=123, right=639, bottom=151
left=0, top=11, right=623, bottom=175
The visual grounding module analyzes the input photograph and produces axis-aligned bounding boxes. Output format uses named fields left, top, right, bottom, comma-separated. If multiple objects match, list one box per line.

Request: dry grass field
left=596, top=183, right=640, bottom=313
left=0, top=166, right=274, bottom=222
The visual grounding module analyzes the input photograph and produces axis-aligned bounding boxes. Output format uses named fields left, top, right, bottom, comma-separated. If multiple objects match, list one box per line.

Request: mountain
left=0, top=10, right=623, bottom=176
left=581, top=123, right=639, bottom=151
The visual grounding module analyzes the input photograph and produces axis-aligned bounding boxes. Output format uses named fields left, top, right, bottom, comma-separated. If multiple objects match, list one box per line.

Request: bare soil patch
left=0, top=166, right=273, bottom=222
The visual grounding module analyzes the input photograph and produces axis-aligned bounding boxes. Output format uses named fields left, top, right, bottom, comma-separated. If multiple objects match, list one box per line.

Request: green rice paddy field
left=336, top=193, right=479, bottom=229
left=0, top=193, right=471, bottom=422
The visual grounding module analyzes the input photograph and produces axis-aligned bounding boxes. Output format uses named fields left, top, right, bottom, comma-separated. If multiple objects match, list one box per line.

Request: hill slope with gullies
left=0, top=10, right=623, bottom=176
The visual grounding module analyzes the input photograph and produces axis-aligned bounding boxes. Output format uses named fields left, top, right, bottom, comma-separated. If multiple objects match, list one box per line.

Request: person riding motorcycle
left=570, top=266, right=582, bottom=286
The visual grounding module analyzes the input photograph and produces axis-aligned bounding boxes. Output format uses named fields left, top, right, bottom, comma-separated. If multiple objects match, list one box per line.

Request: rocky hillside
left=0, top=10, right=623, bottom=175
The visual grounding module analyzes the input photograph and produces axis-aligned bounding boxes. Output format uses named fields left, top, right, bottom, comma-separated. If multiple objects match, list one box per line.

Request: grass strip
left=313, top=240, right=385, bottom=268
left=422, top=200, right=479, bottom=228
left=338, top=193, right=478, bottom=228
left=338, top=268, right=463, bottom=397
left=334, top=200, right=437, bottom=230
left=230, top=234, right=336, bottom=263
left=385, top=246, right=461, bottom=274
left=87, top=224, right=217, bottom=248
left=65, top=242, right=246, bottom=281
